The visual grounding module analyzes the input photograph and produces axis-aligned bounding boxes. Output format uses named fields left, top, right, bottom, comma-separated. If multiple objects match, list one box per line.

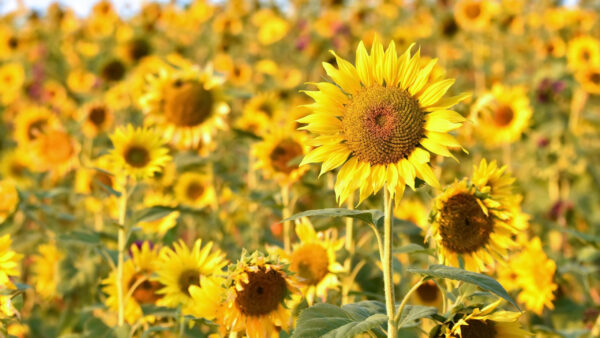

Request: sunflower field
left=0, top=0, right=600, bottom=337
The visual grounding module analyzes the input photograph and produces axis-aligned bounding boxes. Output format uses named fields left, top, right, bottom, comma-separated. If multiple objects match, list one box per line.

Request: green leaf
left=293, top=303, right=387, bottom=338
left=134, top=206, right=177, bottom=224
left=394, top=244, right=433, bottom=255
left=284, top=208, right=383, bottom=225
left=397, top=305, right=437, bottom=329
left=59, top=231, right=101, bottom=245
left=407, top=265, right=519, bottom=309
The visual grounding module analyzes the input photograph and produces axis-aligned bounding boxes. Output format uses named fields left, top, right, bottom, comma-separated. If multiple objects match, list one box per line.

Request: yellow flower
left=429, top=178, right=519, bottom=272
left=300, top=38, right=469, bottom=205
left=575, top=66, right=600, bottom=95
left=472, top=159, right=515, bottom=207
left=0, top=150, right=32, bottom=187
left=394, top=197, right=429, bottom=229
left=0, top=62, right=24, bottom=105
left=30, top=243, right=64, bottom=299
left=108, top=125, right=171, bottom=180
left=253, top=128, right=311, bottom=186
left=137, top=192, right=179, bottom=236
left=567, top=35, right=600, bottom=71
left=140, top=56, right=230, bottom=150
left=31, top=129, right=80, bottom=179
left=80, top=102, right=114, bottom=138
left=439, top=300, right=530, bottom=337
left=155, top=240, right=227, bottom=313
left=0, top=181, right=18, bottom=224
left=454, top=0, right=495, bottom=32
left=67, top=68, right=96, bottom=94
left=471, top=84, right=532, bottom=147
left=14, top=106, right=60, bottom=148
left=412, top=279, right=443, bottom=310
left=220, top=252, right=298, bottom=338
left=174, top=172, right=216, bottom=209
left=257, top=14, right=289, bottom=45
left=102, top=242, right=162, bottom=324
left=0, top=234, right=22, bottom=286
left=187, top=275, right=226, bottom=320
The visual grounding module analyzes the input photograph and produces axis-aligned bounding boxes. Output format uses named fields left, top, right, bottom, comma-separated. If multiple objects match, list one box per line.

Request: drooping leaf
left=397, top=305, right=437, bottom=328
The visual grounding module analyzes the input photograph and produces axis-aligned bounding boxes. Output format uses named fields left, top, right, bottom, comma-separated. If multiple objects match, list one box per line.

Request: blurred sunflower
left=108, top=125, right=171, bottom=180
left=412, top=279, right=443, bottom=310
left=30, top=242, right=64, bottom=299
left=220, top=252, right=298, bottom=337
left=394, top=197, right=429, bottom=229
left=31, top=129, right=80, bottom=179
left=0, top=150, right=31, bottom=187
left=0, top=181, right=19, bottom=224
left=140, top=56, right=229, bottom=150
left=472, top=84, right=532, bottom=147
left=454, top=0, right=495, bottom=32
left=0, top=234, right=22, bottom=287
left=567, top=35, right=600, bottom=71
left=187, top=275, right=226, bottom=320
left=174, top=172, right=216, bottom=209
left=14, top=106, right=60, bottom=148
left=280, top=221, right=344, bottom=305
left=66, top=68, right=97, bottom=95
left=80, top=102, right=114, bottom=138
left=155, top=240, right=227, bottom=313
left=300, top=39, right=469, bottom=205
left=0, top=62, right=25, bottom=105
left=253, top=129, right=310, bottom=185
left=575, top=66, right=600, bottom=95
left=429, top=177, right=518, bottom=272
left=435, top=300, right=529, bottom=337
left=102, top=242, right=162, bottom=324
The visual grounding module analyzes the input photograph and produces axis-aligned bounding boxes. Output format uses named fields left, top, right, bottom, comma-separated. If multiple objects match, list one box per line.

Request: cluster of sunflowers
left=0, top=0, right=600, bottom=337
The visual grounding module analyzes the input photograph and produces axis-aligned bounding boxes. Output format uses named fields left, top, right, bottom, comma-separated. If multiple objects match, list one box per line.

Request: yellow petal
left=419, top=78, right=455, bottom=107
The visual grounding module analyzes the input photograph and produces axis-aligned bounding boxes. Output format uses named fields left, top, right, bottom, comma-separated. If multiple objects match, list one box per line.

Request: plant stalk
left=117, top=181, right=128, bottom=327
left=383, top=189, right=398, bottom=338
left=282, top=184, right=291, bottom=252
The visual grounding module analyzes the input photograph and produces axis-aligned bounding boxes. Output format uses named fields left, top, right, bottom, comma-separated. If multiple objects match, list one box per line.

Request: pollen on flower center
left=178, top=269, right=200, bottom=296
left=343, top=86, right=425, bottom=165
left=494, top=105, right=514, bottom=127
left=460, top=319, right=497, bottom=338
left=163, top=80, right=214, bottom=127
left=124, top=145, right=150, bottom=168
left=439, top=193, right=493, bottom=254
left=290, top=243, right=329, bottom=285
left=235, top=267, right=287, bottom=316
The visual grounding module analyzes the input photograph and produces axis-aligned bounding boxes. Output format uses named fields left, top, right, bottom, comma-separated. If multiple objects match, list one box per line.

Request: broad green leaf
left=134, top=206, right=178, bottom=224
left=284, top=208, right=383, bottom=225
left=407, top=265, right=519, bottom=309
left=59, top=231, right=101, bottom=245
left=394, top=243, right=433, bottom=255
left=293, top=303, right=387, bottom=338
left=397, top=305, right=437, bottom=328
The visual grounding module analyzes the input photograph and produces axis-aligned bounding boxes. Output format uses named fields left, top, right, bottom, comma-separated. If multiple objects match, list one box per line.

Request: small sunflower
left=575, top=66, right=600, bottom=95
left=102, top=242, right=162, bottom=324
left=31, top=129, right=80, bottom=179
left=412, top=279, right=443, bottom=310
left=0, top=62, right=24, bottom=105
left=0, top=234, right=22, bottom=287
left=472, top=158, right=515, bottom=207
left=30, top=242, right=64, bottom=299
left=567, top=35, right=600, bottom=71
left=472, top=84, right=532, bottom=147
left=253, top=129, right=311, bottom=185
left=80, top=102, right=114, bottom=137
left=0, top=181, right=18, bottom=224
left=454, top=0, right=495, bottom=32
left=108, top=125, right=171, bottom=180
left=155, top=239, right=227, bottom=313
left=140, top=56, right=230, bottom=150
left=300, top=38, right=469, bottom=205
left=435, top=300, right=529, bottom=338
left=0, top=150, right=32, bottom=187
left=174, top=172, right=216, bottom=209
left=428, top=176, right=519, bottom=272
left=279, top=221, right=344, bottom=305
left=220, top=251, right=298, bottom=337
left=14, top=106, right=60, bottom=148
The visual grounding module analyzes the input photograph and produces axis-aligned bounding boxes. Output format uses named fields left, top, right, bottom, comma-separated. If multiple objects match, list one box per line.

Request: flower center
left=178, top=269, right=200, bottom=297
left=493, top=105, right=514, bottom=127
left=343, top=86, right=424, bottom=165
left=235, top=267, right=287, bottom=316
left=101, top=59, right=126, bottom=82
left=91, top=171, right=114, bottom=192
left=290, top=243, right=329, bottom=285
left=163, top=80, right=214, bottom=127
left=186, top=181, right=205, bottom=200
left=459, top=319, right=497, bottom=338
left=128, top=38, right=151, bottom=61
left=124, top=145, right=150, bottom=168
left=589, top=71, right=600, bottom=84
left=27, top=119, right=48, bottom=140
left=269, top=139, right=303, bottom=174
left=439, top=193, right=493, bottom=254
left=416, top=281, right=439, bottom=303
left=129, top=275, right=162, bottom=304
left=40, top=131, right=74, bottom=164
left=88, top=106, right=107, bottom=126
left=464, top=3, right=482, bottom=19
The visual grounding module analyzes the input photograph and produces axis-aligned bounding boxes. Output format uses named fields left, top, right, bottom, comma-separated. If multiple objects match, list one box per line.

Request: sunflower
left=66, top=68, right=96, bottom=94
left=300, top=38, right=469, bottom=205
left=497, top=237, right=556, bottom=315
left=472, top=159, right=515, bottom=207
left=30, top=242, right=64, bottom=299
left=102, top=242, right=162, bottom=324
left=0, top=181, right=18, bottom=224
left=187, top=275, right=226, bottom=320
left=567, top=35, right=600, bottom=71
left=575, top=66, right=600, bottom=95
left=108, top=125, right=171, bottom=180
left=14, top=106, right=60, bottom=148
left=394, top=197, right=429, bottom=229
left=236, top=92, right=280, bottom=135
left=155, top=239, right=227, bottom=313
left=80, top=102, right=114, bottom=137
left=253, top=128, right=311, bottom=185
left=428, top=177, right=519, bottom=272
left=140, top=55, right=230, bottom=150
left=471, top=84, right=532, bottom=147
left=412, top=279, right=443, bottom=310
left=0, top=150, right=32, bottom=187
left=435, top=300, right=529, bottom=337
left=0, top=62, right=24, bottom=105
left=0, top=234, right=22, bottom=287
left=174, top=172, right=216, bottom=209
left=278, top=221, right=344, bottom=305
left=220, top=251, right=298, bottom=337
left=31, top=129, right=80, bottom=179
left=454, top=0, right=495, bottom=32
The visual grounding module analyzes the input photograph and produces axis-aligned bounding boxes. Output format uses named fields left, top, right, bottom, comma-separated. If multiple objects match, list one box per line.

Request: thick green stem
left=117, top=181, right=128, bottom=327
left=383, top=189, right=398, bottom=338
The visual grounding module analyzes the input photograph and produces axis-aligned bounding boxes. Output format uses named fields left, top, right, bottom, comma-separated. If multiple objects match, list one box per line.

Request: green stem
left=383, top=189, right=398, bottom=338
left=282, top=184, right=291, bottom=252
left=394, top=278, right=425, bottom=323
left=117, top=181, right=129, bottom=327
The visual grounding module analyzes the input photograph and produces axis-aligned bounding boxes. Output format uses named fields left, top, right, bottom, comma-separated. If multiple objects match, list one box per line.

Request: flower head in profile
left=300, top=37, right=469, bottom=205
left=30, top=242, right=64, bottom=300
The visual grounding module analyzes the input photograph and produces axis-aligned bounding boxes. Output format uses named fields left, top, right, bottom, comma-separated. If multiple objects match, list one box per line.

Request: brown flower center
left=178, top=269, right=200, bottom=297
left=416, top=281, right=439, bottom=303
left=464, top=3, right=482, bottom=19
left=91, top=171, right=114, bottom=192
left=589, top=71, right=600, bottom=84
left=100, top=59, right=126, bottom=82
left=439, top=192, right=493, bottom=254
left=235, top=267, right=287, bottom=316
left=88, top=106, right=107, bottom=127
left=493, top=105, right=514, bottom=127
left=458, top=319, right=497, bottom=338
left=186, top=181, right=205, bottom=200
left=163, top=80, right=214, bottom=127
left=269, top=139, right=303, bottom=174
left=129, top=274, right=162, bottom=304
left=27, top=119, right=48, bottom=140
left=124, top=145, right=150, bottom=168
left=128, top=38, right=151, bottom=61
left=290, top=243, right=329, bottom=285
left=343, top=86, right=424, bottom=165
